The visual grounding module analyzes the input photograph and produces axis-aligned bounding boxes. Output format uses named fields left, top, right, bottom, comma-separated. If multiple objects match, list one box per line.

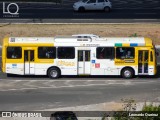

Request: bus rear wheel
left=121, top=68, right=134, bottom=79
left=48, top=68, right=60, bottom=79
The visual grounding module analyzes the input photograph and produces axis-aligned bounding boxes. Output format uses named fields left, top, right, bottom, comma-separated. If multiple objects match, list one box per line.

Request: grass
left=109, top=100, right=160, bottom=120
left=0, top=24, right=160, bottom=45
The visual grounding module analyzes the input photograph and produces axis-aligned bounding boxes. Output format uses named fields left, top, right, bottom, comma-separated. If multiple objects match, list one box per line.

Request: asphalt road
left=0, top=0, right=160, bottom=23
left=0, top=78, right=160, bottom=111
left=0, top=48, right=160, bottom=111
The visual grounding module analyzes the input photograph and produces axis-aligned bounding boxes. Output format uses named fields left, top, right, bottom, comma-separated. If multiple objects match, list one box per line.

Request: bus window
left=150, top=51, right=153, bottom=62
left=78, top=51, right=83, bottom=61
left=96, top=47, right=114, bottom=59
left=144, top=51, right=148, bottom=62
left=7, top=47, right=22, bottom=59
left=58, top=47, right=75, bottom=59
left=38, top=47, right=56, bottom=59
left=24, top=51, right=29, bottom=61
left=116, top=47, right=134, bottom=59
left=30, top=50, right=34, bottom=61
left=85, top=51, right=90, bottom=61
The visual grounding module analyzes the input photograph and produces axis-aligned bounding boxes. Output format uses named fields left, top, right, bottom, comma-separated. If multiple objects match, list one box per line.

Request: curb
left=0, top=22, right=160, bottom=25
left=43, top=102, right=160, bottom=111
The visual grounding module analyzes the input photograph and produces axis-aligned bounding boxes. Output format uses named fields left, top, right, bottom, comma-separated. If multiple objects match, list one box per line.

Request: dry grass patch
left=0, top=24, right=160, bottom=45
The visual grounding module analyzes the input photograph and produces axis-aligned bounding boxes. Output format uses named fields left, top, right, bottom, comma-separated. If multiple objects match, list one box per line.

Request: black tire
left=78, top=7, right=85, bottom=12
left=104, top=6, right=110, bottom=12
left=121, top=68, right=134, bottom=79
left=48, top=68, right=60, bottom=79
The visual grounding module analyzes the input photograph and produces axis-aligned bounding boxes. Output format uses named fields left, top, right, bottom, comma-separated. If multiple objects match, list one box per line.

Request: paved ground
left=0, top=0, right=160, bottom=23
left=0, top=78, right=160, bottom=111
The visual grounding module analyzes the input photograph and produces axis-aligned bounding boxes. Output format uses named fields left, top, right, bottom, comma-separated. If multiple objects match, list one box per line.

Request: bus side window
left=116, top=47, right=134, bottom=59
left=30, top=51, right=34, bottom=61
left=38, top=47, right=56, bottom=59
left=96, top=47, right=114, bottom=59
left=150, top=51, right=153, bottom=62
left=58, top=47, right=75, bottom=59
left=7, top=47, right=22, bottom=59
left=12, top=52, right=17, bottom=58
left=144, top=51, right=149, bottom=62
left=24, top=51, right=28, bottom=61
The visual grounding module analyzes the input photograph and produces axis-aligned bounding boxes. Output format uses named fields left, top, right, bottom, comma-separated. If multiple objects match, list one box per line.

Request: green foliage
left=110, top=98, right=136, bottom=120
left=121, top=98, right=136, bottom=111
left=129, top=33, right=138, bottom=37
left=142, top=103, right=160, bottom=111
left=101, top=115, right=106, bottom=120
left=104, top=100, right=160, bottom=120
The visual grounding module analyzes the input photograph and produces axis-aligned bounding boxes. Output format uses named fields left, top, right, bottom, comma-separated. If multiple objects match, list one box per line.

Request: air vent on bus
left=77, top=38, right=90, bottom=41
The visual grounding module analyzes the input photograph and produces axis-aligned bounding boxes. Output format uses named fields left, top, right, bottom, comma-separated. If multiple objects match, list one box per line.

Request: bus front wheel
left=121, top=68, right=134, bottom=79
left=48, top=68, right=60, bottom=79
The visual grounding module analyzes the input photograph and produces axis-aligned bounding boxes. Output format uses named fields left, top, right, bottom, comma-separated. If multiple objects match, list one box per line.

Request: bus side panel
left=5, top=47, right=24, bottom=75
left=34, top=64, right=54, bottom=75
left=34, top=59, right=78, bottom=76
left=55, top=58, right=78, bottom=75
left=5, top=63, right=24, bottom=75
left=2, top=38, right=9, bottom=73
left=90, top=47, right=119, bottom=75
left=2, top=46, right=5, bottom=73
left=91, top=59, right=119, bottom=75
left=35, top=63, right=53, bottom=75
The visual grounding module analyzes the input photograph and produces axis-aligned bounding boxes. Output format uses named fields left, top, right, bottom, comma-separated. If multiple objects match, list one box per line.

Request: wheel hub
left=50, top=70, right=58, bottom=78
left=124, top=70, right=131, bottom=77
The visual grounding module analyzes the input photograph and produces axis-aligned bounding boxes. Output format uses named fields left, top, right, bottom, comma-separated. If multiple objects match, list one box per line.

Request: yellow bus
left=1, top=36, right=157, bottom=79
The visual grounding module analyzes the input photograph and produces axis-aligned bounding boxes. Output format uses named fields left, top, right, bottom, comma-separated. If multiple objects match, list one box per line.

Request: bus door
left=24, top=50, right=35, bottom=75
left=138, top=50, right=149, bottom=74
left=78, top=50, right=91, bottom=75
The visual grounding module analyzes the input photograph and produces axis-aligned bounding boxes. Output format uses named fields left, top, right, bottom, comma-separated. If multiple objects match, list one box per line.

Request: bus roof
left=3, top=37, right=153, bottom=47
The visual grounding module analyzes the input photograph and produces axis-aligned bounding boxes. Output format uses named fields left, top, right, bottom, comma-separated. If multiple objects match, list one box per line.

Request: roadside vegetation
left=0, top=24, right=160, bottom=46
left=129, top=33, right=138, bottom=37
left=101, top=99, right=160, bottom=120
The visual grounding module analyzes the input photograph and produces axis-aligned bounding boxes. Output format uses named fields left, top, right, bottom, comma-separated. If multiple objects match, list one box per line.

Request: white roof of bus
left=99, top=37, right=145, bottom=43
left=8, top=37, right=146, bottom=44
left=8, top=37, right=54, bottom=43
left=54, top=37, right=146, bottom=44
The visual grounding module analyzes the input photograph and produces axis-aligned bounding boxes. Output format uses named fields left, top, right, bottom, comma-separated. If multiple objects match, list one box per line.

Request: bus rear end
left=1, top=37, right=8, bottom=73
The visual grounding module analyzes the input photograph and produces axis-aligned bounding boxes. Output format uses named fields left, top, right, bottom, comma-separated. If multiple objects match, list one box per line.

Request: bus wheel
left=121, top=68, right=134, bottom=79
left=48, top=68, right=60, bottom=79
